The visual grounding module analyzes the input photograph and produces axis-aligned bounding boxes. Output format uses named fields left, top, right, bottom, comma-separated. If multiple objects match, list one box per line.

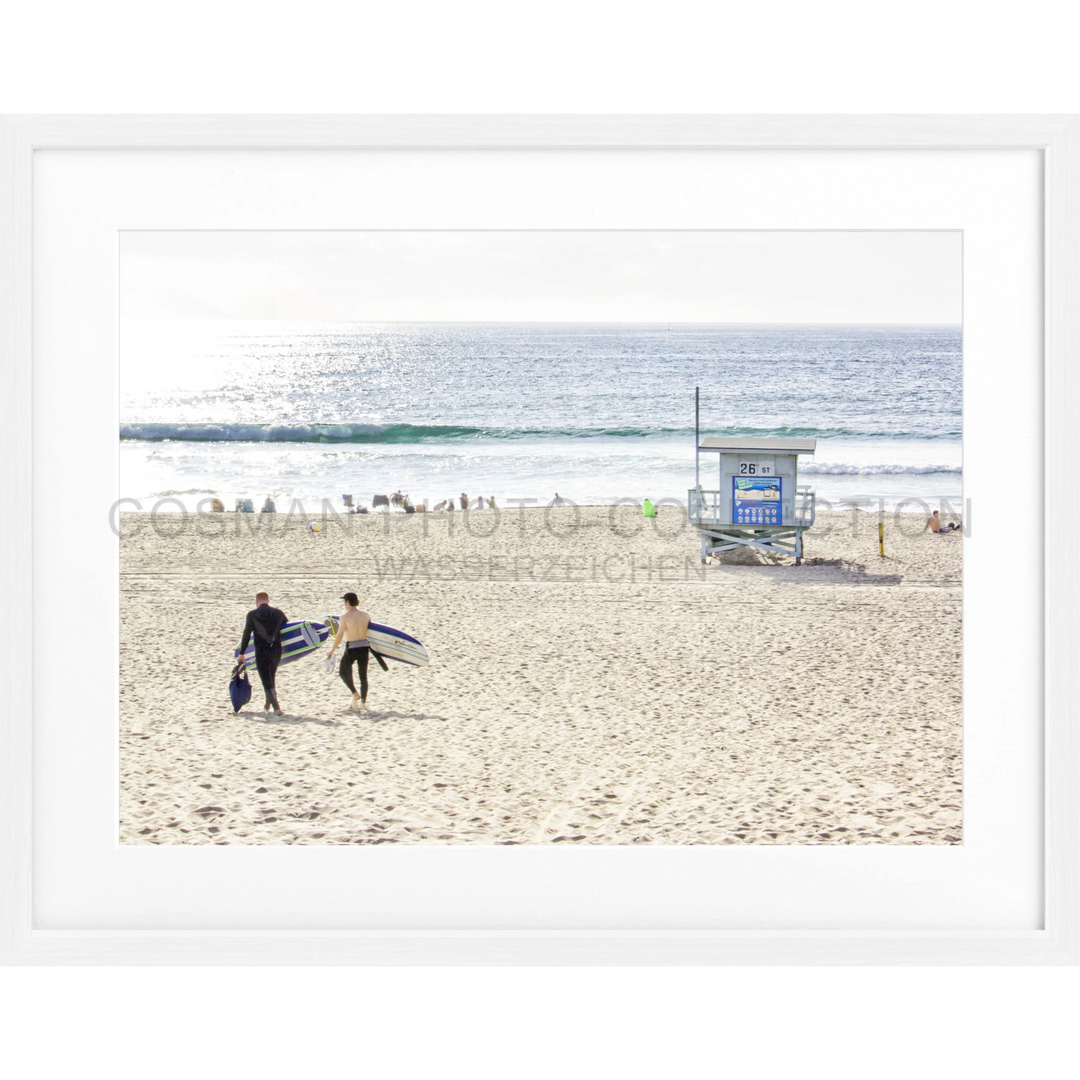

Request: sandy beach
left=119, top=505, right=962, bottom=845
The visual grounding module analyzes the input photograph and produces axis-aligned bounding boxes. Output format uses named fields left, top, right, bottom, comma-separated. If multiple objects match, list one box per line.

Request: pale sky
left=120, top=231, right=962, bottom=324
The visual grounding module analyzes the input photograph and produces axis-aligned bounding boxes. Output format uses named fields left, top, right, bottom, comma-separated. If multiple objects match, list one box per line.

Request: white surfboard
left=325, top=616, right=429, bottom=668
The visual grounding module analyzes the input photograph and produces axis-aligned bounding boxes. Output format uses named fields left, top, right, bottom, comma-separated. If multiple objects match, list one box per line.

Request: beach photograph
left=118, top=230, right=963, bottom=846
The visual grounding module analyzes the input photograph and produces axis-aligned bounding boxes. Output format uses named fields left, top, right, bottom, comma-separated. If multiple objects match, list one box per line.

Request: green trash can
left=642, top=498, right=656, bottom=518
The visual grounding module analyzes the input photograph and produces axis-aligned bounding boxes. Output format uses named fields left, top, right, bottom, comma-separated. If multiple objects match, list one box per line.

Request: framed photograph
left=1, top=115, right=1076, bottom=964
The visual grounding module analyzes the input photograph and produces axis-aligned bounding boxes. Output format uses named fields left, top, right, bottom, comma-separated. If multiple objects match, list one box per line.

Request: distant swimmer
left=549, top=493, right=565, bottom=507
left=238, top=591, right=287, bottom=715
left=328, top=591, right=371, bottom=713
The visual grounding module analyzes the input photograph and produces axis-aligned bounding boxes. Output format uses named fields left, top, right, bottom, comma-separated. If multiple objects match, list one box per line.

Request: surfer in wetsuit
left=327, top=591, right=371, bottom=713
left=238, top=591, right=287, bottom=715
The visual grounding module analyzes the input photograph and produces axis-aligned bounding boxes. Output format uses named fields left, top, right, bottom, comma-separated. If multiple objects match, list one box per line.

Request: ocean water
left=120, top=322, right=962, bottom=512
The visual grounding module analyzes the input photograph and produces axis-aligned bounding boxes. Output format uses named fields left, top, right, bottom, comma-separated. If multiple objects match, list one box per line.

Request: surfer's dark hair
left=342, top=592, right=359, bottom=606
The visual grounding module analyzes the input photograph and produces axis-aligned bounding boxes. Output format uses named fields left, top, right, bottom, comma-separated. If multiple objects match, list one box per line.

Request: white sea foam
left=800, top=462, right=961, bottom=475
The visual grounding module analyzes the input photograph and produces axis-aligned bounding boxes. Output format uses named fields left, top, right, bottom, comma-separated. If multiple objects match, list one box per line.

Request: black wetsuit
left=339, top=640, right=370, bottom=702
left=239, top=604, right=287, bottom=709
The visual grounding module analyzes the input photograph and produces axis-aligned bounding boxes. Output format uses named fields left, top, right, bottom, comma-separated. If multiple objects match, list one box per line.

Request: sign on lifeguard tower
left=733, top=476, right=782, bottom=525
left=687, top=389, right=817, bottom=563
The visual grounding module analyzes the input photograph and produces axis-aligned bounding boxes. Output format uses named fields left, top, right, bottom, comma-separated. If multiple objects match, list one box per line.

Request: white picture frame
left=1, top=114, right=1076, bottom=965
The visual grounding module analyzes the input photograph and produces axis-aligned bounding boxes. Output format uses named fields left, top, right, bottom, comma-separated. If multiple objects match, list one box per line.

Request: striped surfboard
left=235, top=618, right=330, bottom=674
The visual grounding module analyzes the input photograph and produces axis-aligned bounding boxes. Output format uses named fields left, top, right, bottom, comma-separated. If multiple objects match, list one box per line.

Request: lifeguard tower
left=687, top=391, right=817, bottom=564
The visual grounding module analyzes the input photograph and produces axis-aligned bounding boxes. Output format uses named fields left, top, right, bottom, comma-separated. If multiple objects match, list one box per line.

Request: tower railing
left=687, top=486, right=815, bottom=528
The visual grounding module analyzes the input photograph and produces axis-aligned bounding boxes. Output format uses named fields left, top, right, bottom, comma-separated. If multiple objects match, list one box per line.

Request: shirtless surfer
left=328, top=591, right=371, bottom=712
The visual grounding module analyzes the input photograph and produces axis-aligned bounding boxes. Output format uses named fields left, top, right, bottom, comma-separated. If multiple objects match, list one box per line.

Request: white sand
left=119, top=505, right=962, bottom=845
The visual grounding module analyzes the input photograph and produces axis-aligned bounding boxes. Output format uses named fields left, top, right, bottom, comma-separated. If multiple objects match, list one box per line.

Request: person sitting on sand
left=549, top=492, right=565, bottom=507
left=460, top=492, right=469, bottom=510
left=923, top=510, right=961, bottom=534
left=475, top=495, right=485, bottom=510
left=488, top=496, right=496, bottom=509
left=433, top=499, right=447, bottom=512
left=327, top=591, right=372, bottom=713
left=446, top=498, right=455, bottom=512
left=238, top=591, right=287, bottom=715
left=261, top=496, right=276, bottom=513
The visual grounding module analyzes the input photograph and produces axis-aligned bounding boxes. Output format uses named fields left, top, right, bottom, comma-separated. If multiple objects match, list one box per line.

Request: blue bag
left=229, top=662, right=252, bottom=712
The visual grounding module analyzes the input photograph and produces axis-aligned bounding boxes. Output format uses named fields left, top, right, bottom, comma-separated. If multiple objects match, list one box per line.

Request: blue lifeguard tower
left=687, top=391, right=817, bottom=564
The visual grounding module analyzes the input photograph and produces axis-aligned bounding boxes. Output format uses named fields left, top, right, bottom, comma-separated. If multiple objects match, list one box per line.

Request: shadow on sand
left=249, top=712, right=343, bottom=727
left=365, top=709, right=453, bottom=723
left=711, top=560, right=905, bottom=587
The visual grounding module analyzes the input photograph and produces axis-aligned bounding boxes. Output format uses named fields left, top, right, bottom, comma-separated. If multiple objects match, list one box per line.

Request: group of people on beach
left=230, top=494, right=583, bottom=518
left=431, top=493, right=495, bottom=512
left=237, top=590, right=374, bottom=717
left=336, top=491, right=497, bottom=514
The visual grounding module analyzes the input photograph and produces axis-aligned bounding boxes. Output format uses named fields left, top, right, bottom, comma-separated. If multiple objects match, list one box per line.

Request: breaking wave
left=119, top=422, right=960, bottom=443
left=799, top=463, right=961, bottom=475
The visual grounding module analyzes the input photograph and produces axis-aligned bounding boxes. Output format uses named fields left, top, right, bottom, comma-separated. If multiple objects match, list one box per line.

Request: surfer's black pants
left=340, top=643, right=369, bottom=701
left=254, top=645, right=281, bottom=709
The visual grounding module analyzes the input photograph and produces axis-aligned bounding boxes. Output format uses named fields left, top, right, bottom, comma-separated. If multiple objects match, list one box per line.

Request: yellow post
left=878, top=518, right=885, bottom=557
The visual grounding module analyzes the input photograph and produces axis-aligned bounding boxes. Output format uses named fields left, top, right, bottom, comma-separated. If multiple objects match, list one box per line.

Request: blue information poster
left=733, top=476, right=782, bottom=525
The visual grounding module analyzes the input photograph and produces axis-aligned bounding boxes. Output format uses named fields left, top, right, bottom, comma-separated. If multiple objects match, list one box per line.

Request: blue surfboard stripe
left=368, top=621, right=423, bottom=646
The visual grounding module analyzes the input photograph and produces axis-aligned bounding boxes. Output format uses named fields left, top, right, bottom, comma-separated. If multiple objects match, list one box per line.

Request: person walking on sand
left=328, top=591, right=372, bottom=712
left=238, top=591, right=287, bottom=715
